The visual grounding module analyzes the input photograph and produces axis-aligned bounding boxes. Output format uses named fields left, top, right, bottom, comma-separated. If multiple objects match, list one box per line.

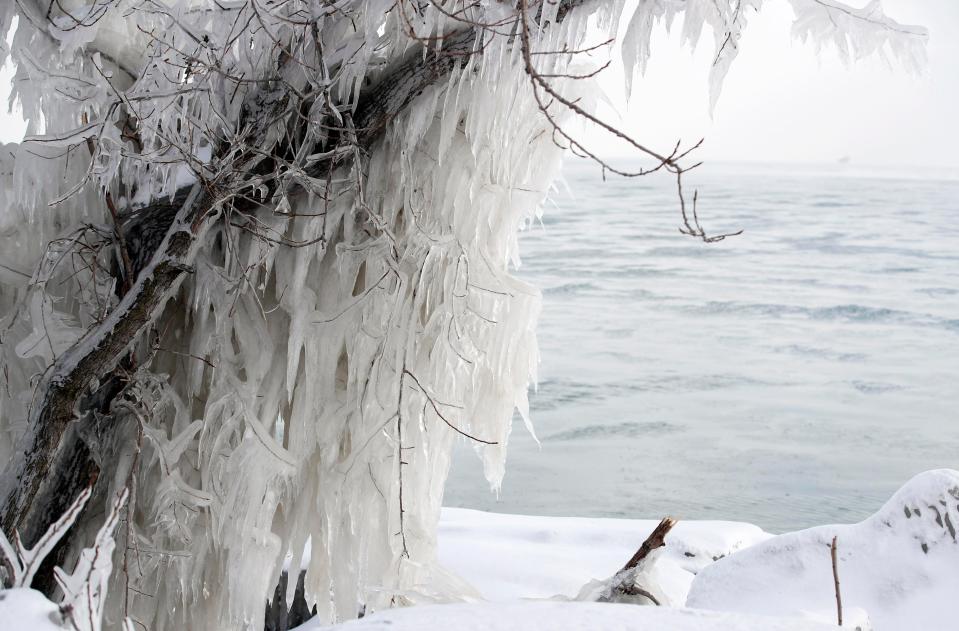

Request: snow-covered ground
left=437, top=508, right=770, bottom=605
left=689, top=468, right=959, bottom=630
left=0, top=588, right=64, bottom=631
left=317, top=469, right=958, bottom=630
left=3, top=470, right=957, bottom=630
left=300, top=602, right=838, bottom=631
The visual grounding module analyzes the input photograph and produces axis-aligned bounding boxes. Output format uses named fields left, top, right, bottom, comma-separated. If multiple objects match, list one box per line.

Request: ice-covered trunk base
left=92, top=48, right=578, bottom=631
left=265, top=571, right=316, bottom=631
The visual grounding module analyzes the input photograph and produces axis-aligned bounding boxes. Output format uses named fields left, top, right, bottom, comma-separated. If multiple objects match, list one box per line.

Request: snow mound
left=307, top=601, right=834, bottom=631
left=687, top=469, right=959, bottom=630
left=439, top=508, right=770, bottom=604
left=0, top=588, right=64, bottom=631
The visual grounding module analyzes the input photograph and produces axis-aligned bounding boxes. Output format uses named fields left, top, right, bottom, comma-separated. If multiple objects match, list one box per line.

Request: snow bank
left=688, top=469, right=959, bottom=630
left=306, top=601, right=835, bottom=631
left=0, top=588, right=64, bottom=631
left=438, top=508, right=770, bottom=605
left=8, top=471, right=956, bottom=629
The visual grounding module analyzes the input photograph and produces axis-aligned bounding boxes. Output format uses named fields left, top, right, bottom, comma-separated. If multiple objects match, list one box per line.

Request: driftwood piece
left=621, top=517, right=678, bottom=573
left=596, top=516, right=677, bottom=605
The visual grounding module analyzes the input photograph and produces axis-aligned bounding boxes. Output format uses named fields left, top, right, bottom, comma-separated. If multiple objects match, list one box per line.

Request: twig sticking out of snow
left=620, top=517, right=678, bottom=574
left=0, top=486, right=92, bottom=589
left=0, top=487, right=132, bottom=631
left=831, top=536, right=843, bottom=627
left=55, top=488, right=129, bottom=631
left=577, top=516, right=678, bottom=606
left=607, top=517, right=678, bottom=605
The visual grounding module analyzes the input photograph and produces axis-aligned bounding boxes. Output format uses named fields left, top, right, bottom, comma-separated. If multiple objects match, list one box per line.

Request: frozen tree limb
left=0, top=486, right=91, bottom=588
left=0, top=485, right=132, bottom=631
left=0, top=0, right=590, bottom=585
left=55, top=489, right=130, bottom=631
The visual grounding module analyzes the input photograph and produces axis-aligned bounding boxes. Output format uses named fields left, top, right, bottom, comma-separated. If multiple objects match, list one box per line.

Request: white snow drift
left=689, top=469, right=959, bottom=630
left=302, top=602, right=838, bottom=631
left=316, top=469, right=955, bottom=630
left=4, top=470, right=956, bottom=630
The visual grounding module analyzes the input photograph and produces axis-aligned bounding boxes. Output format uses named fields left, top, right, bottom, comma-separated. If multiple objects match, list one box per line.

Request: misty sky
left=593, top=0, right=959, bottom=169
left=0, top=0, right=955, bottom=168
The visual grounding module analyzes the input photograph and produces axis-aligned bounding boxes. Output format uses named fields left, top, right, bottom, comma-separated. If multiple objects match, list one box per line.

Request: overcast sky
left=0, top=0, right=955, bottom=168
left=593, top=0, right=959, bottom=169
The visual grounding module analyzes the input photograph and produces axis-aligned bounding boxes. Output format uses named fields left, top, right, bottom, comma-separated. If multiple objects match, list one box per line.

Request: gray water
left=444, top=159, right=959, bottom=533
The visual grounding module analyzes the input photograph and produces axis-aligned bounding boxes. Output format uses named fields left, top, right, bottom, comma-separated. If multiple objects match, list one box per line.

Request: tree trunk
left=0, top=0, right=585, bottom=594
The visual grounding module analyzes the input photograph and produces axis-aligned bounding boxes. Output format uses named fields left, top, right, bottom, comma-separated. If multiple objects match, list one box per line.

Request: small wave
left=690, top=301, right=795, bottom=318
left=643, top=245, right=738, bottom=259
left=849, top=380, right=905, bottom=394
left=688, top=300, right=956, bottom=331
left=810, top=200, right=853, bottom=208
left=618, top=265, right=675, bottom=278
left=531, top=380, right=598, bottom=411
left=787, top=240, right=936, bottom=260
left=543, top=281, right=598, bottom=295
left=638, top=373, right=774, bottom=392
left=532, top=374, right=769, bottom=409
left=918, top=287, right=959, bottom=297
left=880, top=267, right=920, bottom=273
left=772, top=344, right=866, bottom=362
left=546, top=420, right=681, bottom=442
left=812, top=304, right=903, bottom=321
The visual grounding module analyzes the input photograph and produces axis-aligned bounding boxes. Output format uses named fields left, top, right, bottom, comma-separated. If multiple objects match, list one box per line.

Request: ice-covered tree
left=0, top=0, right=925, bottom=629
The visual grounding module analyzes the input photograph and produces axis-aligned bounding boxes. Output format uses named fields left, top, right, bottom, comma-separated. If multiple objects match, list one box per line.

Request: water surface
left=445, top=160, right=959, bottom=533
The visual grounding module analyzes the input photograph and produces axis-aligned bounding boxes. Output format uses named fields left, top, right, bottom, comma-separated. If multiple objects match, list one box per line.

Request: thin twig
left=831, top=536, right=843, bottom=627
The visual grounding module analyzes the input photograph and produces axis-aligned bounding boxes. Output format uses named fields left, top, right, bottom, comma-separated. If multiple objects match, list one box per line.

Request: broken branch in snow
left=579, top=516, right=677, bottom=606
left=608, top=516, right=678, bottom=605
left=622, top=516, right=677, bottom=573
left=831, top=535, right=843, bottom=627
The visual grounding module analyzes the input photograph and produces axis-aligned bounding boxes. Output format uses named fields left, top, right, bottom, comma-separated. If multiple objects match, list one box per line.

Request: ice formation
left=0, top=1, right=927, bottom=630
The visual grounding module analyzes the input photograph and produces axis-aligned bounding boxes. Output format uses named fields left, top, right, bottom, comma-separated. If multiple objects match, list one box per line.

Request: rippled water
left=445, top=160, right=959, bottom=533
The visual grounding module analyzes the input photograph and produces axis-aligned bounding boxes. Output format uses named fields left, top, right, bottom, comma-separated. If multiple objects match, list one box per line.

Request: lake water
left=445, top=159, right=959, bottom=533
